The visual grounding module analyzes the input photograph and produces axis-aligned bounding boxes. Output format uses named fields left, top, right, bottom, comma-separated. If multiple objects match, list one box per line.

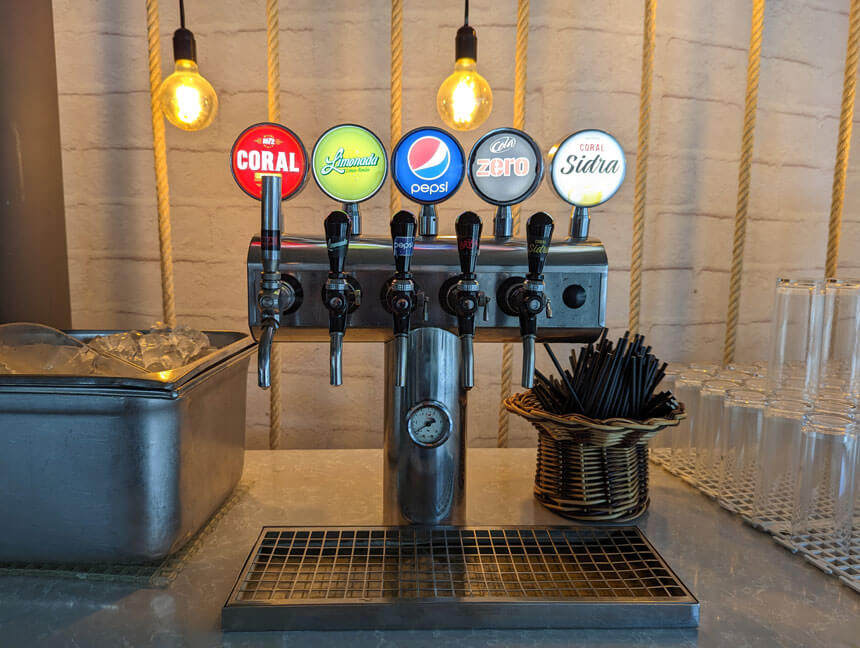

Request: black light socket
left=172, top=27, right=197, bottom=62
left=455, top=24, right=477, bottom=62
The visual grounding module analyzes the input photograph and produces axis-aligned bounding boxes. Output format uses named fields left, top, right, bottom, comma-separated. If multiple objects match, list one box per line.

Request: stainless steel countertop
left=1, top=449, right=857, bottom=647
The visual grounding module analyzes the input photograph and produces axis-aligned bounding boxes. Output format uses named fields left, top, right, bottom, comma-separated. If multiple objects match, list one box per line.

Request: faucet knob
left=324, top=210, right=351, bottom=276
left=525, top=211, right=554, bottom=279
left=454, top=211, right=482, bottom=277
left=390, top=210, right=417, bottom=275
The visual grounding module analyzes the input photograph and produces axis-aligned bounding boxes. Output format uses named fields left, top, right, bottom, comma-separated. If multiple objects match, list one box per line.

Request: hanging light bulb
left=436, top=0, right=492, bottom=132
left=158, top=0, right=218, bottom=131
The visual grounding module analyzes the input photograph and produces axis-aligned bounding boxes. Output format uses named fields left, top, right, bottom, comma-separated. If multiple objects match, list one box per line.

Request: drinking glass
left=688, top=363, right=719, bottom=376
left=742, top=377, right=769, bottom=393
left=692, top=379, right=744, bottom=493
left=650, top=363, right=685, bottom=464
left=718, top=390, right=767, bottom=514
left=791, top=413, right=857, bottom=550
left=819, top=279, right=860, bottom=398
left=767, top=279, right=823, bottom=399
left=668, top=372, right=707, bottom=476
left=751, top=399, right=811, bottom=533
left=726, top=363, right=761, bottom=376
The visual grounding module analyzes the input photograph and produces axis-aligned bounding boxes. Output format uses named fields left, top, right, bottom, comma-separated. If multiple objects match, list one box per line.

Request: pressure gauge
left=406, top=400, right=453, bottom=448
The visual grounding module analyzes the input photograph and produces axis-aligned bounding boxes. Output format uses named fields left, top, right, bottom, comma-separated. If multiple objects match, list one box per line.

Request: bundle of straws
left=533, top=329, right=678, bottom=421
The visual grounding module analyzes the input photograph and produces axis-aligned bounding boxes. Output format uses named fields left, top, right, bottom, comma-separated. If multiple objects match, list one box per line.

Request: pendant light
left=436, top=0, right=493, bottom=132
left=158, top=0, right=218, bottom=131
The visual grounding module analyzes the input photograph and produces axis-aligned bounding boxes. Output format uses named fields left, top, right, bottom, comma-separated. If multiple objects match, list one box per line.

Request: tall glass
left=819, top=279, right=860, bottom=398
left=718, top=390, right=767, bottom=514
left=668, top=372, right=707, bottom=476
left=751, top=399, right=811, bottom=533
left=650, top=363, right=685, bottom=464
left=692, top=379, right=744, bottom=493
left=767, top=279, right=823, bottom=400
left=791, top=413, right=857, bottom=550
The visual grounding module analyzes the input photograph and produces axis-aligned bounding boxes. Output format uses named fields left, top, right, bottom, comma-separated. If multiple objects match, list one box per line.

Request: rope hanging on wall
left=628, top=0, right=657, bottom=335
left=265, top=0, right=282, bottom=449
left=390, top=0, right=403, bottom=214
left=827, top=0, right=860, bottom=278
left=722, top=0, right=765, bottom=366
left=145, top=0, right=177, bottom=328
left=497, top=0, right=530, bottom=448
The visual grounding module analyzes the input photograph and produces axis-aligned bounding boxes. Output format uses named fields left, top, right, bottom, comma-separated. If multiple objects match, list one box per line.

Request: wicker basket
left=504, top=391, right=685, bottom=522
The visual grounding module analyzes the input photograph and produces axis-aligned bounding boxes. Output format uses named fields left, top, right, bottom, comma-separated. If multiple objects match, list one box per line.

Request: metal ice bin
left=0, top=330, right=255, bottom=563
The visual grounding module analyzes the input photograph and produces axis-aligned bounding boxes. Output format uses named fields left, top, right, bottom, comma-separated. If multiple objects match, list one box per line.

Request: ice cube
left=87, top=324, right=213, bottom=374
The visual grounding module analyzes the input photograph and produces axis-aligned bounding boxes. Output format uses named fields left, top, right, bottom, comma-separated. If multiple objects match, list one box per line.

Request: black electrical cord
left=179, top=0, right=186, bottom=29
left=464, top=0, right=469, bottom=26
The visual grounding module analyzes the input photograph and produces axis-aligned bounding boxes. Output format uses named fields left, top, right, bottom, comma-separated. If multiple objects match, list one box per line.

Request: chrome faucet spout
left=257, top=322, right=277, bottom=389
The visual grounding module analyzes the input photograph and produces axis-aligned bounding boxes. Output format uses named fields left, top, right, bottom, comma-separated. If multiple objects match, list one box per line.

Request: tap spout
left=257, top=322, right=277, bottom=389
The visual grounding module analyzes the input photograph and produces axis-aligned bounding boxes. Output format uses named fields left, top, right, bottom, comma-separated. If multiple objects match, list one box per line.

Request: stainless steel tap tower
left=248, top=213, right=607, bottom=525
left=240, top=123, right=617, bottom=526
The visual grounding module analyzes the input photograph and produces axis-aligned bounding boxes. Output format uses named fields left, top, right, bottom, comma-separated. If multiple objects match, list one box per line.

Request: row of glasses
left=652, top=278, right=860, bottom=566
left=768, top=278, right=860, bottom=400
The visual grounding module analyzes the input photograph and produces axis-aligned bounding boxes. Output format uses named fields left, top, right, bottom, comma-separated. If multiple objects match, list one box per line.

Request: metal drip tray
left=222, top=526, right=699, bottom=631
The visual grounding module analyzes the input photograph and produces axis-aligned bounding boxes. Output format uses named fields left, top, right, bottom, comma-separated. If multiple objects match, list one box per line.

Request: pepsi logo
left=407, top=136, right=451, bottom=181
left=391, top=126, right=465, bottom=204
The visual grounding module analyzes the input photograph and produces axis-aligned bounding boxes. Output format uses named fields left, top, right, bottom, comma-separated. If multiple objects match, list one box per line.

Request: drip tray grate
left=222, top=526, right=698, bottom=631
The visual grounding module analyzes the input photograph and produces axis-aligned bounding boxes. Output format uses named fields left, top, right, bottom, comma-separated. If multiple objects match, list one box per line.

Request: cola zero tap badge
left=230, top=122, right=309, bottom=200
left=391, top=127, right=465, bottom=205
left=468, top=128, right=544, bottom=206
left=311, top=124, right=388, bottom=203
left=548, top=129, right=626, bottom=208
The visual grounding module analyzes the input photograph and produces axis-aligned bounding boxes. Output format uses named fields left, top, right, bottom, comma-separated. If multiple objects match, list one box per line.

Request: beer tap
left=442, top=211, right=488, bottom=389
left=498, top=211, right=555, bottom=388
left=383, top=210, right=419, bottom=387
left=322, top=210, right=360, bottom=386
left=257, top=174, right=283, bottom=389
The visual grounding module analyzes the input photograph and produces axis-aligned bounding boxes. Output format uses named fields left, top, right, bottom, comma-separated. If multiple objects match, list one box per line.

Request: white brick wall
left=52, top=0, right=860, bottom=448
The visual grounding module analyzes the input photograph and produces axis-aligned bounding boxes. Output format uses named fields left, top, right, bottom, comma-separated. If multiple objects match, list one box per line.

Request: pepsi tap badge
left=391, top=127, right=465, bottom=205
left=468, top=127, right=544, bottom=206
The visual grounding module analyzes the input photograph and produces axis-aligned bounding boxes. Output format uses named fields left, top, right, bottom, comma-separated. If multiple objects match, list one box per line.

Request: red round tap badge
left=230, top=122, right=309, bottom=200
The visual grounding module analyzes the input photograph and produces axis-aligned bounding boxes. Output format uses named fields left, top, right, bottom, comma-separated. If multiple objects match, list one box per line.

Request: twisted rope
left=145, top=0, right=176, bottom=328
left=266, top=0, right=282, bottom=449
left=390, top=0, right=403, bottom=215
left=827, top=0, right=860, bottom=279
left=628, top=0, right=657, bottom=335
left=498, top=0, right=530, bottom=448
left=722, top=0, right=765, bottom=366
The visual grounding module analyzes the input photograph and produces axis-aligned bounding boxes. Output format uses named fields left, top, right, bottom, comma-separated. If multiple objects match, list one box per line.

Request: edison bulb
left=436, top=58, right=493, bottom=132
left=159, top=59, right=218, bottom=131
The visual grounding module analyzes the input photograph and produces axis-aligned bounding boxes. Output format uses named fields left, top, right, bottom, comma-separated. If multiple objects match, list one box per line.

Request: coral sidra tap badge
left=230, top=122, right=309, bottom=201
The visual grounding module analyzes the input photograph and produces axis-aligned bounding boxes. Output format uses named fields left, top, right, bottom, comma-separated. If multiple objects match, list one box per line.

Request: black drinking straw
left=542, top=343, right=584, bottom=411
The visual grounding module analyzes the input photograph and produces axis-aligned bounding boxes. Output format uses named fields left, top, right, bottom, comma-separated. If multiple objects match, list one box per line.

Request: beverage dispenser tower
left=234, top=123, right=614, bottom=525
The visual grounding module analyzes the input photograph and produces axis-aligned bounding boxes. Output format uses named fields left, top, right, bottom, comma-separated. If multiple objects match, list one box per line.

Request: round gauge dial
left=406, top=401, right=453, bottom=447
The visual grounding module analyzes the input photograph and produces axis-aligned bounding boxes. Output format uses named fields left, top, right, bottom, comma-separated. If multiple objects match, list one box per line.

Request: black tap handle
left=526, top=211, right=554, bottom=278
left=390, top=210, right=417, bottom=275
left=260, top=174, right=282, bottom=278
left=455, top=211, right=482, bottom=277
left=324, top=210, right=350, bottom=276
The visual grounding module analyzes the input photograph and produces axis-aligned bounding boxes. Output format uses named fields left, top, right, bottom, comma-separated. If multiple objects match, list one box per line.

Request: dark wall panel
left=0, top=0, right=71, bottom=327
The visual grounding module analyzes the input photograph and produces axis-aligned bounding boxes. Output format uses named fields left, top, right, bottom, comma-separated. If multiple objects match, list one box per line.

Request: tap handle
left=390, top=210, right=417, bottom=275
left=455, top=211, right=482, bottom=277
left=525, top=211, right=554, bottom=279
left=260, top=174, right=283, bottom=277
left=324, top=210, right=350, bottom=276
